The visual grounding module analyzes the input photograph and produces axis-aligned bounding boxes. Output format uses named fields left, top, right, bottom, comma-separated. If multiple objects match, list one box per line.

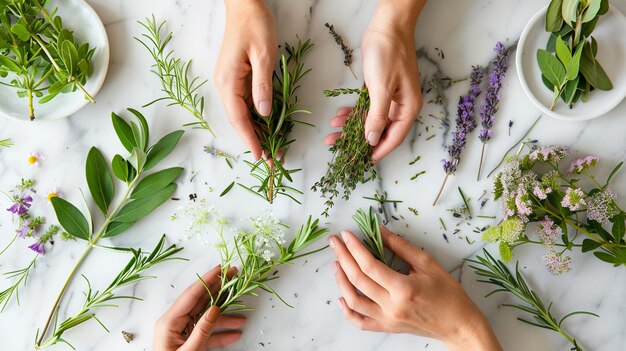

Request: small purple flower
left=561, top=187, right=586, bottom=211
left=544, top=249, right=572, bottom=275
left=6, top=194, right=33, bottom=215
left=17, top=220, right=30, bottom=238
left=529, top=145, right=571, bottom=163
left=567, top=156, right=599, bottom=174
left=479, top=42, right=510, bottom=143
left=442, top=66, right=483, bottom=174
left=536, top=216, right=561, bottom=246
left=28, top=241, right=45, bottom=255
left=587, top=188, right=618, bottom=224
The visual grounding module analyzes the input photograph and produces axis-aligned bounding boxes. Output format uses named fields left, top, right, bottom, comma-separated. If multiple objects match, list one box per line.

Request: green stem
left=0, top=234, right=19, bottom=256
left=35, top=177, right=139, bottom=347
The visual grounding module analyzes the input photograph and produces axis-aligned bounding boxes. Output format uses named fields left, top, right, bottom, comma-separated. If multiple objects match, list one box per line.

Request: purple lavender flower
left=28, top=241, right=45, bottom=255
left=17, top=219, right=30, bottom=238
left=479, top=42, right=510, bottom=143
left=442, top=66, right=483, bottom=174
left=6, top=194, right=33, bottom=215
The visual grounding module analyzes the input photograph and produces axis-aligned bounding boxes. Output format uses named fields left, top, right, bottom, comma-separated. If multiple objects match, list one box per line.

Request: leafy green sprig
left=37, top=235, right=184, bottom=349
left=539, top=0, right=612, bottom=110
left=0, top=0, right=95, bottom=120
left=0, top=256, right=37, bottom=312
left=238, top=39, right=314, bottom=204
left=312, top=87, right=376, bottom=217
left=135, top=16, right=214, bottom=135
left=202, top=213, right=328, bottom=313
left=36, top=108, right=184, bottom=347
left=467, top=249, right=597, bottom=351
left=353, top=207, right=385, bottom=263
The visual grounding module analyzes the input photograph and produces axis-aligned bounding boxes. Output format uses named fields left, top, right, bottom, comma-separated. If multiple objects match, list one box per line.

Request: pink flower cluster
left=544, top=249, right=572, bottom=275
left=567, top=156, right=599, bottom=174
left=587, top=188, right=618, bottom=224
left=536, top=217, right=561, bottom=246
left=561, top=187, right=586, bottom=211
left=529, top=145, right=571, bottom=163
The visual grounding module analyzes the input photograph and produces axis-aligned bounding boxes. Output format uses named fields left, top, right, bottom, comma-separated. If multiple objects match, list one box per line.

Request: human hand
left=153, top=265, right=245, bottom=351
left=329, top=226, right=502, bottom=351
left=214, top=0, right=278, bottom=160
left=361, top=0, right=424, bottom=162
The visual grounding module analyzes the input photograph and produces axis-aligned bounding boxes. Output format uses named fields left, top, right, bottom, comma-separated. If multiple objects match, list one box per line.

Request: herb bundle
left=135, top=16, right=214, bottom=135
left=539, top=0, right=612, bottom=110
left=0, top=0, right=95, bottom=120
left=239, top=38, right=314, bottom=204
left=468, top=250, right=596, bottom=351
left=313, top=87, right=376, bottom=217
left=353, top=207, right=385, bottom=263
left=37, top=235, right=184, bottom=349
left=187, top=209, right=328, bottom=313
left=484, top=144, right=626, bottom=272
left=35, top=108, right=184, bottom=347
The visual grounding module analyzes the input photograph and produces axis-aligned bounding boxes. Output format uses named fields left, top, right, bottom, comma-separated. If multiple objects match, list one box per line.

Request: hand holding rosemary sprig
left=468, top=249, right=597, bottom=351
left=313, top=88, right=376, bottom=217
left=239, top=38, right=314, bottom=204
left=0, top=0, right=95, bottom=120
left=539, top=0, right=612, bottom=110
left=36, top=108, right=185, bottom=348
left=352, top=207, right=385, bottom=264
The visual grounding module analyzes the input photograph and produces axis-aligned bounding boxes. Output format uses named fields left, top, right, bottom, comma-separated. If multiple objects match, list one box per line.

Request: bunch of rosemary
left=353, top=207, right=385, bottom=263
left=239, top=38, right=314, bottom=204
left=312, top=87, right=376, bottom=216
left=0, top=0, right=95, bottom=120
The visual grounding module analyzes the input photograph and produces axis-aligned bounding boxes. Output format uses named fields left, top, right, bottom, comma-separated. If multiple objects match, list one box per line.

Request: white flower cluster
left=250, top=210, right=285, bottom=262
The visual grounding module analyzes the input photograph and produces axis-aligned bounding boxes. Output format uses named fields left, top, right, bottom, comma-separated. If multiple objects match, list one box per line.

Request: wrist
left=444, top=314, right=502, bottom=351
left=372, top=0, right=425, bottom=36
left=225, top=0, right=268, bottom=14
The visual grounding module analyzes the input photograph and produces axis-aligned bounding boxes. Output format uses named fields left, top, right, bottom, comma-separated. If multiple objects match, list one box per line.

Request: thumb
left=364, top=87, right=392, bottom=146
left=251, top=52, right=274, bottom=117
left=183, top=306, right=220, bottom=350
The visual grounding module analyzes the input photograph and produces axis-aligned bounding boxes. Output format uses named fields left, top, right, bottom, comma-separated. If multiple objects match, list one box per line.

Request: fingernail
left=340, top=231, right=350, bottom=243
left=367, top=131, right=382, bottom=146
left=337, top=298, right=345, bottom=310
left=258, top=100, right=271, bottom=116
left=328, top=236, right=336, bottom=248
left=206, top=305, right=220, bottom=321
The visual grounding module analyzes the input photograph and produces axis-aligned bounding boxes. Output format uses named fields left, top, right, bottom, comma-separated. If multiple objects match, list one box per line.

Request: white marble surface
left=1, top=0, right=626, bottom=350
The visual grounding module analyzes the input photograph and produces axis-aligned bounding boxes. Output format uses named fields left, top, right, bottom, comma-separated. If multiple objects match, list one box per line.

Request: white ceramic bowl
left=517, top=5, right=626, bottom=121
left=0, top=0, right=109, bottom=121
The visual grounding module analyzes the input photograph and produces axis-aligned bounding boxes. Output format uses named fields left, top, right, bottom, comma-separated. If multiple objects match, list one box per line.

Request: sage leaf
left=555, top=36, right=572, bottom=67
left=562, top=76, right=579, bottom=104
left=51, top=197, right=90, bottom=240
left=144, top=130, right=184, bottom=171
left=86, top=147, right=115, bottom=215
left=565, top=42, right=584, bottom=81
left=599, top=0, right=609, bottom=15
left=103, top=221, right=136, bottom=238
left=131, top=167, right=183, bottom=199
left=546, top=0, right=564, bottom=32
left=128, top=147, right=147, bottom=172
left=582, top=0, right=602, bottom=23
left=112, top=113, right=136, bottom=152
left=130, top=121, right=145, bottom=153
left=128, top=108, right=149, bottom=150
left=537, top=49, right=566, bottom=87
left=562, top=0, right=580, bottom=26
left=112, top=154, right=128, bottom=182
left=580, top=42, right=613, bottom=90
left=114, top=183, right=176, bottom=222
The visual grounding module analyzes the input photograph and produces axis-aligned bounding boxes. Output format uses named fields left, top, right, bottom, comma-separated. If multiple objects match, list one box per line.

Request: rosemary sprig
left=204, top=214, right=328, bottom=313
left=239, top=38, right=314, bottom=204
left=0, top=138, right=14, bottom=148
left=37, top=235, right=185, bottom=349
left=467, top=250, right=597, bottom=351
left=0, top=256, right=37, bottom=312
left=352, top=207, right=385, bottom=263
left=135, top=16, right=214, bottom=136
left=324, top=23, right=357, bottom=79
left=313, top=87, right=376, bottom=216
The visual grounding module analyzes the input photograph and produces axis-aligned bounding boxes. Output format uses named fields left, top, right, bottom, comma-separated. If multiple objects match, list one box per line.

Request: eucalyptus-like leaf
left=103, top=221, right=135, bottom=238
left=565, top=41, right=584, bottom=81
left=581, top=0, right=602, bottom=23
left=127, top=108, right=149, bottom=150
left=144, top=130, right=184, bottom=171
left=114, top=184, right=176, bottom=223
left=561, top=0, right=580, bottom=26
left=128, top=147, right=147, bottom=173
left=51, top=197, right=91, bottom=240
left=555, top=36, right=572, bottom=67
left=537, top=49, right=566, bottom=87
left=111, top=113, right=136, bottom=152
left=546, top=0, right=564, bottom=32
left=131, top=167, right=183, bottom=199
left=562, top=76, right=579, bottom=104
left=111, top=154, right=128, bottom=182
left=85, top=147, right=115, bottom=215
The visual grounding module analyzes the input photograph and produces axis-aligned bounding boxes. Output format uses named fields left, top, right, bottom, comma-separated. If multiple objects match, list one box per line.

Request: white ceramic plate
left=517, top=5, right=626, bottom=121
left=0, top=0, right=109, bottom=121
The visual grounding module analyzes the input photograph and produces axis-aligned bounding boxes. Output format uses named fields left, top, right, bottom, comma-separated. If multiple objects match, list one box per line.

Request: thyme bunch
left=203, top=213, right=328, bottom=313
left=324, top=23, right=356, bottom=79
left=37, top=235, right=185, bottom=349
left=135, top=16, right=214, bottom=136
left=239, top=39, right=314, bottom=204
left=467, top=250, right=596, bottom=351
left=313, top=88, right=376, bottom=217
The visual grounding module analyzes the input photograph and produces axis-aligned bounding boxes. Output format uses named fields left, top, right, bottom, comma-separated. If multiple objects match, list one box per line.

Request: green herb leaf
left=128, top=108, right=149, bottom=150
left=144, top=130, right=184, bottom=171
left=103, top=221, right=135, bottom=238
left=611, top=213, right=625, bottom=244
left=10, top=23, right=30, bottom=41
left=86, top=147, right=115, bottom=215
left=580, top=42, right=613, bottom=90
left=111, top=113, right=136, bottom=152
left=128, top=147, right=147, bottom=173
left=555, top=36, right=572, bottom=68
left=114, top=184, right=176, bottom=222
left=582, top=0, right=602, bottom=23
left=582, top=239, right=602, bottom=252
left=565, top=41, right=584, bottom=81
left=51, top=197, right=91, bottom=240
left=562, top=0, right=580, bottom=26
left=562, top=76, right=579, bottom=104
left=537, top=49, right=566, bottom=87
left=546, top=0, right=564, bottom=32
left=220, top=181, right=235, bottom=197
left=111, top=155, right=129, bottom=182
left=131, top=167, right=183, bottom=199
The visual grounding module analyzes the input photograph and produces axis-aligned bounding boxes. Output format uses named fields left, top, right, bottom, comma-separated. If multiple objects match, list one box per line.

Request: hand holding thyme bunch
left=484, top=145, right=626, bottom=273
left=0, top=0, right=95, bottom=120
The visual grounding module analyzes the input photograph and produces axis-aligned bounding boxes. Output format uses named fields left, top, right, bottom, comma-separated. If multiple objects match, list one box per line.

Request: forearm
left=445, top=315, right=503, bottom=351
left=374, top=0, right=426, bottom=34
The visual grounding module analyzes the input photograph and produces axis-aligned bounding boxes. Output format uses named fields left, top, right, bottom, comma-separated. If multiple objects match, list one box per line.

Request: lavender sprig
left=477, top=42, right=510, bottom=180
left=433, top=66, right=483, bottom=205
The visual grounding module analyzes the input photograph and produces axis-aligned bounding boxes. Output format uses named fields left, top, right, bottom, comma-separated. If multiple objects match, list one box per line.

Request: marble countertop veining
left=1, top=0, right=626, bottom=350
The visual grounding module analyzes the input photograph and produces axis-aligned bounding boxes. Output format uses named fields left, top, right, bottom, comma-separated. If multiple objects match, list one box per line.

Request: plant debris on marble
left=136, top=16, right=214, bottom=135
left=239, top=38, right=314, bottom=205
left=325, top=22, right=357, bottom=79
left=468, top=249, right=597, bottom=351
left=313, top=87, right=376, bottom=217
left=35, top=108, right=185, bottom=348
left=484, top=144, right=626, bottom=272
left=540, top=0, right=612, bottom=110
left=0, top=0, right=96, bottom=120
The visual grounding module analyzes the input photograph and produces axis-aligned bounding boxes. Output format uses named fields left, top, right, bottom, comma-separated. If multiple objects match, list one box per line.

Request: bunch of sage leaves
left=0, top=0, right=95, bottom=120
left=538, top=0, right=612, bottom=110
